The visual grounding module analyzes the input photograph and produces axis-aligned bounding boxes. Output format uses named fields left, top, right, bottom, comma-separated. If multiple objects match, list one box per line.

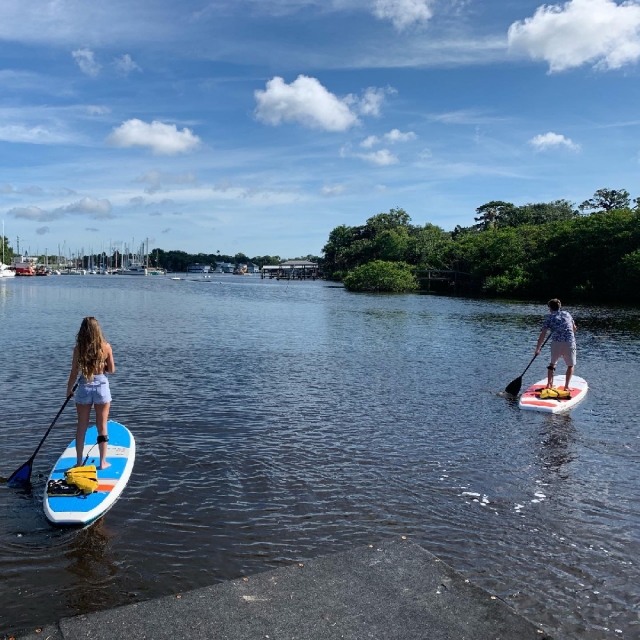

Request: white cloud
left=360, top=135, right=380, bottom=148
left=106, top=119, right=202, bottom=155
left=72, top=48, right=101, bottom=76
left=529, top=132, right=581, bottom=151
left=0, top=124, right=70, bottom=144
left=384, top=128, right=416, bottom=143
left=87, top=105, right=111, bottom=116
left=8, top=206, right=55, bottom=221
left=508, top=0, right=640, bottom=72
left=345, top=86, right=395, bottom=117
left=356, top=87, right=387, bottom=116
left=213, top=178, right=234, bottom=192
left=356, top=149, right=399, bottom=165
left=135, top=171, right=197, bottom=194
left=374, top=0, right=434, bottom=30
left=254, top=75, right=359, bottom=131
left=114, top=54, right=141, bottom=76
left=54, top=197, right=114, bottom=219
left=322, top=184, right=346, bottom=196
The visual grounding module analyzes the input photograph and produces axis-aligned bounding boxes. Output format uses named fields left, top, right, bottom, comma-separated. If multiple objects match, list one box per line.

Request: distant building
left=188, top=263, right=211, bottom=273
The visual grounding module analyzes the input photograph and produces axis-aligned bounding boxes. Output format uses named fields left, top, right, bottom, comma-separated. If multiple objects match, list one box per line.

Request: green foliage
left=343, top=260, right=418, bottom=293
left=1, top=235, right=15, bottom=264
left=579, top=188, right=630, bottom=214
left=322, top=208, right=451, bottom=277
left=473, top=201, right=516, bottom=231
left=499, top=200, right=578, bottom=227
left=324, top=189, right=640, bottom=302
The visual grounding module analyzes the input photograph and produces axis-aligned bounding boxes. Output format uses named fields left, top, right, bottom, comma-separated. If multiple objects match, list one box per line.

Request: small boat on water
left=118, top=262, right=147, bottom=276
left=0, top=263, right=15, bottom=277
left=12, top=256, right=37, bottom=276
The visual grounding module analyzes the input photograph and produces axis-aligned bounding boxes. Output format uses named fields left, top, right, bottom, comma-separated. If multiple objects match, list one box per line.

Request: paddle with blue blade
left=7, top=383, right=78, bottom=487
left=505, top=333, right=552, bottom=397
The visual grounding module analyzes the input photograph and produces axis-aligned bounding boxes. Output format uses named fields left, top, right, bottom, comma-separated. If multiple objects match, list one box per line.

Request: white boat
left=0, top=262, right=15, bottom=278
left=118, top=263, right=148, bottom=276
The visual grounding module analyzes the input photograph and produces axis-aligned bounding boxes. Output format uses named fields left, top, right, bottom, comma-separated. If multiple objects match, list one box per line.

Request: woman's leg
left=95, top=402, right=111, bottom=469
left=75, top=403, right=92, bottom=466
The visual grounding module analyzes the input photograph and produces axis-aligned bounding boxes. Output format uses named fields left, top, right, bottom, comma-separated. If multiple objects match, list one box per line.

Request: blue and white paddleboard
left=43, top=420, right=135, bottom=526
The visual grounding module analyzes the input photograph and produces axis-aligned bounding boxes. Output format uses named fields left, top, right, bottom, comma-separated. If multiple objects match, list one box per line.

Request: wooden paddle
left=7, top=383, right=78, bottom=487
left=505, top=333, right=552, bottom=397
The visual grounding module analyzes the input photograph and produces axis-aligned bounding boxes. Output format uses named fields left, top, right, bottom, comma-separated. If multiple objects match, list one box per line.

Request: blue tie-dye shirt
left=543, top=310, right=575, bottom=343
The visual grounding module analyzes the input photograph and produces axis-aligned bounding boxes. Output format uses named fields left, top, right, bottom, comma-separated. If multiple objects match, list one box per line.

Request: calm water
left=1, top=275, right=639, bottom=639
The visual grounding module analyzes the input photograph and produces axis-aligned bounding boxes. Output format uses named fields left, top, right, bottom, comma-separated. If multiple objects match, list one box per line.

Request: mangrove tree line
left=323, top=189, right=640, bottom=302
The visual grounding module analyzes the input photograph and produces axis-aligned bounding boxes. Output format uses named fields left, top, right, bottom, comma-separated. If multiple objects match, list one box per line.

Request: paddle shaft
left=7, top=382, right=79, bottom=486
left=28, top=383, right=78, bottom=464
left=519, top=332, right=553, bottom=378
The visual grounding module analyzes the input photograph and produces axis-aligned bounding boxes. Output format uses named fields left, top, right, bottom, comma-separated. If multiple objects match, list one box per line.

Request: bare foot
left=546, top=383, right=553, bottom=389
left=564, top=387, right=571, bottom=392
left=98, top=462, right=111, bottom=470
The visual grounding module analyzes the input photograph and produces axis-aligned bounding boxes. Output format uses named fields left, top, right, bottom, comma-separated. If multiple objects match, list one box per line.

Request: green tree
left=364, top=207, right=411, bottom=235
left=343, top=260, right=418, bottom=293
left=473, top=201, right=516, bottom=231
left=500, top=200, right=577, bottom=227
left=1, top=235, right=15, bottom=264
left=322, top=224, right=355, bottom=274
left=405, top=224, right=451, bottom=267
left=579, top=188, right=630, bottom=214
left=372, top=228, right=410, bottom=262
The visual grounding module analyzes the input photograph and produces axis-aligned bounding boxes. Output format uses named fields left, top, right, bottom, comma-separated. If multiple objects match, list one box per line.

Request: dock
left=15, top=539, right=551, bottom=639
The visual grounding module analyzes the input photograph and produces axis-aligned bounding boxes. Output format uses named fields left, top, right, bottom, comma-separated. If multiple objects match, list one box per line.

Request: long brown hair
left=76, top=317, right=105, bottom=381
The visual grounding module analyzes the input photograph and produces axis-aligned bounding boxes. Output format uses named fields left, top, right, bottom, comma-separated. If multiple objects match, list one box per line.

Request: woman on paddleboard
left=535, top=299, right=576, bottom=391
left=66, top=317, right=115, bottom=470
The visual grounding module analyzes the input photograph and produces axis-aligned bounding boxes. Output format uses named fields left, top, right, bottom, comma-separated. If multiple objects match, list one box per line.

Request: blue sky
left=1, top=0, right=639, bottom=258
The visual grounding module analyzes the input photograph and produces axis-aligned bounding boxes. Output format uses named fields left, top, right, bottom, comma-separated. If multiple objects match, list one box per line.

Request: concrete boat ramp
left=17, top=539, right=551, bottom=640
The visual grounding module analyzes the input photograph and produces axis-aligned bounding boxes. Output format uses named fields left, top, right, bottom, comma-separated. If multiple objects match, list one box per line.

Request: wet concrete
left=16, top=539, right=551, bottom=639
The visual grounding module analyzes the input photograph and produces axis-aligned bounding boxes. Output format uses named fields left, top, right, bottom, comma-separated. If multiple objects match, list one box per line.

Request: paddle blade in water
left=7, top=462, right=32, bottom=488
left=505, top=377, right=522, bottom=397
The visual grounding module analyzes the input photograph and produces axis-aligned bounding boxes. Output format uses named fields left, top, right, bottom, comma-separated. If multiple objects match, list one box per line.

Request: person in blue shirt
left=535, top=299, right=577, bottom=391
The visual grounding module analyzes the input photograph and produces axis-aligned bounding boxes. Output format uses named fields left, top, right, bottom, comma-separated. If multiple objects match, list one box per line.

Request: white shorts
left=550, top=341, right=577, bottom=367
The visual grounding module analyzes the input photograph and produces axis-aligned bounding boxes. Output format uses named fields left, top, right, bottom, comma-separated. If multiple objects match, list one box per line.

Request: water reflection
left=538, top=415, right=578, bottom=478
left=63, top=520, right=119, bottom=615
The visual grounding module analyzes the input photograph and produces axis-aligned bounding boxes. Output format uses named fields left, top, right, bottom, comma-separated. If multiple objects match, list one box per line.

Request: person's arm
left=535, top=328, right=547, bottom=355
left=104, top=343, right=115, bottom=374
left=67, top=347, right=80, bottom=396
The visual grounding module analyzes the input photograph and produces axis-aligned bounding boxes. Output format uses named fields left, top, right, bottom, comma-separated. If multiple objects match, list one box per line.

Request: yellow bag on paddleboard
left=539, top=388, right=571, bottom=400
left=65, top=465, right=98, bottom=495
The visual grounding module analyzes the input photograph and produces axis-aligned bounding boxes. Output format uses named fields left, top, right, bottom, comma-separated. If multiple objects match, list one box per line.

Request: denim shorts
left=75, top=374, right=112, bottom=405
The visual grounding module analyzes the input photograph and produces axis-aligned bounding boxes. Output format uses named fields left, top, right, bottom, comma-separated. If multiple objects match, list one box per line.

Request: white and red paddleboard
left=519, top=375, right=588, bottom=413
